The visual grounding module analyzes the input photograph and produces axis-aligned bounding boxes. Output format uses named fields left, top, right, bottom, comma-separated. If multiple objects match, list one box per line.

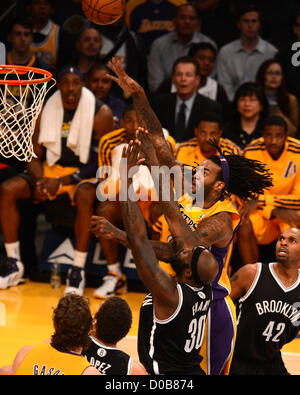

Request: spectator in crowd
left=83, top=296, right=147, bottom=374
left=175, top=111, right=242, bottom=166
left=85, top=62, right=126, bottom=127
left=147, top=3, right=216, bottom=93
left=223, top=82, right=269, bottom=150
left=125, top=0, right=187, bottom=54
left=256, top=59, right=299, bottom=137
left=238, top=115, right=300, bottom=266
left=188, top=42, right=232, bottom=122
left=6, top=16, right=51, bottom=70
left=74, top=26, right=102, bottom=77
left=0, top=67, right=114, bottom=293
left=0, top=294, right=101, bottom=375
left=26, top=0, right=60, bottom=71
left=151, top=56, right=222, bottom=143
left=217, top=3, right=278, bottom=101
left=276, top=11, right=300, bottom=107
left=96, top=13, right=147, bottom=95
left=157, top=42, right=232, bottom=123
left=235, top=0, right=300, bottom=51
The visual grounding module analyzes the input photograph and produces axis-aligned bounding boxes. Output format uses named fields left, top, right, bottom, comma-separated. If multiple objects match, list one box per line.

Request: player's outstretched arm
left=119, top=142, right=179, bottom=317
left=90, top=215, right=177, bottom=263
left=107, top=58, right=178, bottom=170
left=137, top=129, right=198, bottom=250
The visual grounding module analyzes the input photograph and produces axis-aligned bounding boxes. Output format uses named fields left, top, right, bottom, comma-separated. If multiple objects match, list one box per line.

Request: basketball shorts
left=229, top=352, right=290, bottom=375
left=200, top=294, right=237, bottom=375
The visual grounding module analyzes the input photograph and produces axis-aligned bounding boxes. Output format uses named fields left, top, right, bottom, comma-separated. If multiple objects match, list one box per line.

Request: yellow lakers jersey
left=98, top=128, right=127, bottom=169
left=153, top=194, right=240, bottom=298
left=29, top=22, right=59, bottom=69
left=15, top=343, right=92, bottom=375
left=98, top=128, right=176, bottom=196
left=98, top=128, right=176, bottom=168
left=175, top=137, right=242, bottom=166
left=244, top=137, right=300, bottom=219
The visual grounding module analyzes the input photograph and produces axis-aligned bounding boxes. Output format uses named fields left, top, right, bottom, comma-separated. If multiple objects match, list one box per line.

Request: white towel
left=38, top=87, right=96, bottom=166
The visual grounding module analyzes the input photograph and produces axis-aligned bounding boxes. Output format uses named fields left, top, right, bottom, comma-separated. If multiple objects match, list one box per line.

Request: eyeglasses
left=265, top=71, right=282, bottom=76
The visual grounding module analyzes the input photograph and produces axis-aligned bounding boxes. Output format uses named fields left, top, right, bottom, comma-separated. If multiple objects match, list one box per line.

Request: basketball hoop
left=0, top=64, right=55, bottom=162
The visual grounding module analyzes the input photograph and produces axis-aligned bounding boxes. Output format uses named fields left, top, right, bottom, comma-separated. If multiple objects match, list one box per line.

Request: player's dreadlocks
left=208, top=140, right=273, bottom=201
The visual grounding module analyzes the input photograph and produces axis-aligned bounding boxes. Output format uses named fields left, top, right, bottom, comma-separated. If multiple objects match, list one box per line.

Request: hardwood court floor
left=0, top=280, right=299, bottom=375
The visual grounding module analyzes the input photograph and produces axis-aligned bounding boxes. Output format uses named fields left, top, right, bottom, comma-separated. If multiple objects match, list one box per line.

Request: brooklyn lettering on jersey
left=255, top=300, right=300, bottom=324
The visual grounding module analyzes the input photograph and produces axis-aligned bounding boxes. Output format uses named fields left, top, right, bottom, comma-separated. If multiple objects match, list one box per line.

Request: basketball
left=82, top=0, right=126, bottom=26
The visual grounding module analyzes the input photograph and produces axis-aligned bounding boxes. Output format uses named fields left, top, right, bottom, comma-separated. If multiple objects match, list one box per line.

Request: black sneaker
left=0, top=257, right=24, bottom=289
left=64, top=266, right=85, bottom=296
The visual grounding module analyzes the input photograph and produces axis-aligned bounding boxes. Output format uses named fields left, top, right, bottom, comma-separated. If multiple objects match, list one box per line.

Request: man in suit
left=151, top=56, right=222, bottom=143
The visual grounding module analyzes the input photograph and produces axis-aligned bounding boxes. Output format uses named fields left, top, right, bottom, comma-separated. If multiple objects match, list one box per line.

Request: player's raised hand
left=136, top=127, right=159, bottom=168
left=90, top=216, right=118, bottom=239
left=107, top=57, right=144, bottom=96
left=121, top=140, right=140, bottom=177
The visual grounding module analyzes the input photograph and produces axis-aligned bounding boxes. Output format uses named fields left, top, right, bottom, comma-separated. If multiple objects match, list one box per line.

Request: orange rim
left=0, top=64, right=53, bottom=85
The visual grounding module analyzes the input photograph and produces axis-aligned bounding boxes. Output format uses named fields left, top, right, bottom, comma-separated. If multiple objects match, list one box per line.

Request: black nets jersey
left=138, top=282, right=212, bottom=375
left=234, top=262, right=300, bottom=361
left=83, top=336, right=132, bottom=375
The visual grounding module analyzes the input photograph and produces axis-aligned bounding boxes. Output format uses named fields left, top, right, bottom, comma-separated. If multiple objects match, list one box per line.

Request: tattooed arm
left=195, top=211, right=234, bottom=249
left=137, top=129, right=199, bottom=250
left=90, top=215, right=177, bottom=263
left=119, top=142, right=179, bottom=319
left=229, top=263, right=258, bottom=301
left=107, top=58, right=179, bottom=170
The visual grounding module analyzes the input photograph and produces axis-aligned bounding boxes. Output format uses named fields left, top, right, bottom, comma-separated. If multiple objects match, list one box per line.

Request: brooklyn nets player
left=119, top=140, right=218, bottom=375
left=229, top=228, right=300, bottom=375
left=83, top=296, right=146, bottom=375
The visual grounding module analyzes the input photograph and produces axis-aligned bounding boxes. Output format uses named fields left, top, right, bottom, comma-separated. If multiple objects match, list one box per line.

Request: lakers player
left=0, top=67, right=114, bottom=294
left=0, top=294, right=100, bottom=375
left=96, top=57, right=273, bottom=375
left=238, top=115, right=300, bottom=265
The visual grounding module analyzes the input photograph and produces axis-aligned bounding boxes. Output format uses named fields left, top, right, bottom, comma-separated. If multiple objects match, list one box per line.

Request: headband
left=219, top=155, right=230, bottom=191
left=57, top=66, right=84, bottom=82
left=191, top=246, right=207, bottom=285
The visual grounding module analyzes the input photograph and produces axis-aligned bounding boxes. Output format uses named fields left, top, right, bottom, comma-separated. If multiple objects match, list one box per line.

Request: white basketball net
left=0, top=67, right=54, bottom=162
